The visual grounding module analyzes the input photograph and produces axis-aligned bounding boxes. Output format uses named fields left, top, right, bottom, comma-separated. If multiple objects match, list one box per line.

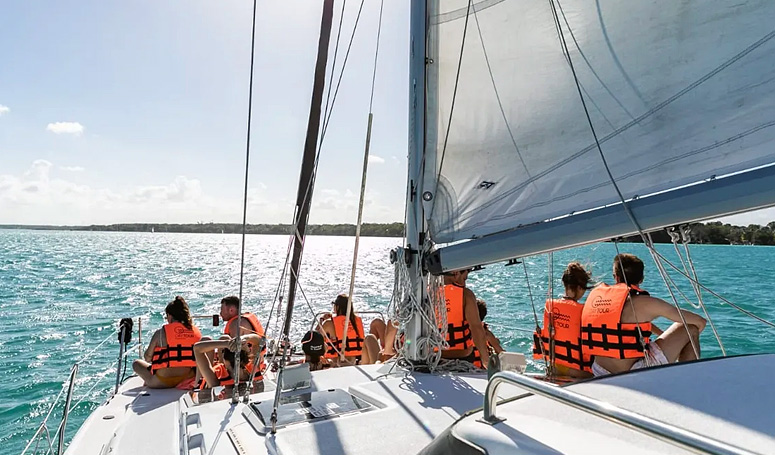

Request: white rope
left=389, top=248, right=449, bottom=372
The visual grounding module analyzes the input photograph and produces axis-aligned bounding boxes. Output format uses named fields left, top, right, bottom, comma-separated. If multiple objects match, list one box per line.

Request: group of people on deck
left=532, top=253, right=706, bottom=377
left=132, top=295, right=267, bottom=390
left=130, top=293, right=400, bottom=390
left=130, top=251, right=705, bottom=389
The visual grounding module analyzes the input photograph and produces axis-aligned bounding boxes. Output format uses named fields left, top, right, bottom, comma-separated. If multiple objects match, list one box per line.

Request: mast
left=403, top=0, right=428, bottom=362
left=282, top=0, right=335, bottom=339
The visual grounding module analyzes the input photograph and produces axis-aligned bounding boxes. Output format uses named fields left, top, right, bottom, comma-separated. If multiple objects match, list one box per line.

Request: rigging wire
left=266, top=0, right=365, bottom=355
left=548, top=0, right=702, bottom=357
left=668, top=227, right=726, bottom=355
left=231, top=0, right=260, bottom=403
left=340, top=0, right=385, bottom=358
left=648, top=247, right=775, bottom=329
left=644, top=233, right=701, bottom=359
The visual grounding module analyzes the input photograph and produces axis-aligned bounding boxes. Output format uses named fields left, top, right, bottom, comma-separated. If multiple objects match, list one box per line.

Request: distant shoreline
left=2, top=220, right=774, bottom=244
left=0, top=222, right=405, bottom=237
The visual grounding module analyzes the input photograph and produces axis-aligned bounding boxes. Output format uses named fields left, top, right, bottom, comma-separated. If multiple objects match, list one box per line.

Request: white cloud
left=61, top=166, right=85, bottom=172
left=46, top=121, right=84, bottom=136
left=0, top=105, right=9, bottom=116
left=0, top=161, right=402, bottom=225
left=368, top=155, right=385, bottom=164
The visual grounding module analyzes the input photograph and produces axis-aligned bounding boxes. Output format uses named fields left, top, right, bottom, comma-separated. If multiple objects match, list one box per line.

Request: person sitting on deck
left=319, top=294, right=378, bottom=365
left=193, top=334, right=262, bottom=390
left=369, top=318, right=400, bottom=362
left=132, top=296, right=202, bottom=388
left=471, top=299, right=504, bottom=369
left=581, top=253, right=707, bottom=376
left=440, top=269, right=490, bottom=368
left=301, top=330, right=332, bottom=371
left=219, top=295, right=266, bottom=373
left=533, top=262, right=594, bottom=379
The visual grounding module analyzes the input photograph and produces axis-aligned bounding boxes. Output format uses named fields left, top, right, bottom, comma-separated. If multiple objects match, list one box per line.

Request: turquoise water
left=2, top=230, right=774, bottom=454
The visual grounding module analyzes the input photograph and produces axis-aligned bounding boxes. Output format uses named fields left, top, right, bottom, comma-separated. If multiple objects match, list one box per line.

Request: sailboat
left=24, top=1, right=775, bottom=454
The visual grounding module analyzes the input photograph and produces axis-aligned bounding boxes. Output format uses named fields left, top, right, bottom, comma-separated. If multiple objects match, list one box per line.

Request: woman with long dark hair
left=319, top=294, right=376, bottom=365
left=132, top=296, right=202, bottom=388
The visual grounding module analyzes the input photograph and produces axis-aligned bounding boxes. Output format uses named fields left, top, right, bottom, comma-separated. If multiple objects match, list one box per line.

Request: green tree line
left=621, top=221, right=775, bottom=245
left=0, top=222, right=405, bottom=237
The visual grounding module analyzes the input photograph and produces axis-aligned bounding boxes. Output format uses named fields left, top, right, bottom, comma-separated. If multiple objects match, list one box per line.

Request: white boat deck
left=439, top=354, right=775, bottom=455
left=65, top=355, right=775, bottom=455
left=65, top=362, right=523, bottom=455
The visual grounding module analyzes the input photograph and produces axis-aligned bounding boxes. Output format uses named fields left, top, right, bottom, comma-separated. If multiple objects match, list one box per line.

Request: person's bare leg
left=370, top=319, right=386, bottom=347
left=361, top=334, right=380, bottom=365
left=677, top=325, right=701, bottom=362
left=655, top=323, right=698, bottom=363
left=132, top=359, right=166, bottom=388
left=382, top=320, right=398, bottom=355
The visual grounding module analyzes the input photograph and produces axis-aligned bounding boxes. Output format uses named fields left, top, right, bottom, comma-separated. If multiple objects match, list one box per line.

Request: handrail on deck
left=483, top=371, right=757, bottom=455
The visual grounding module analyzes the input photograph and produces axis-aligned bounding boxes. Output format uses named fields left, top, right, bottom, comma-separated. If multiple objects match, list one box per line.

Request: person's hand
left=320, top=312, right=333, bottom=321
left=227, top=337, right=241, bottom=352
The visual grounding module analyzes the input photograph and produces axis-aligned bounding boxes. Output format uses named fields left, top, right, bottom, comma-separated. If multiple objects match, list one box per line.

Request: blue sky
left=0, top=1, right=771, bottom=227
left=0, top=1, right=409, bottom=225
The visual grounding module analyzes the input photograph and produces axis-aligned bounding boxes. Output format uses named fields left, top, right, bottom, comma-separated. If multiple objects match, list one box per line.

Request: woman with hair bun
left=533, top=262, right=594, bottom=379
left=132, top=296, right=202, bottom=388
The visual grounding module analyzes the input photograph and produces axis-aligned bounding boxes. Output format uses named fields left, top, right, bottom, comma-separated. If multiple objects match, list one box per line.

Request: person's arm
left=143, top=329, right=161, bottom=362
left=463, top=288, right=489, bottom=368
left=484, top=327, right=505, bottom=354
left=193, top=340, right=224, bottom=387
left=640, top=296, right=707, bottom=331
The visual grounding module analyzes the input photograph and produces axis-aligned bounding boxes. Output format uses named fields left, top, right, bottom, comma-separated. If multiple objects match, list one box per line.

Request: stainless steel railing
left=483, top=371, right=757, bottom=455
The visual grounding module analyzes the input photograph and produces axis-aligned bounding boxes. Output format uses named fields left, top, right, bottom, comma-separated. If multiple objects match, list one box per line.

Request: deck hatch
left=247, top=389, right=374, bottom=431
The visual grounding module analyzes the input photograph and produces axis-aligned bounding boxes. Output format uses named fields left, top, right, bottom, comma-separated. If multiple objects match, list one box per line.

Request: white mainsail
left=423, top=0, right=775, bottom=271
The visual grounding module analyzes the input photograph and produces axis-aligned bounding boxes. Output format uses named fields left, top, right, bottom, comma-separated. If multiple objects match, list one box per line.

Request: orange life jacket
left=151, top=322, right=202, bottom=371
left=444, top=284, right=473, bottom=351
left=224, top=312, right=266, bottom=375
left=324, top=315, right=365, bottom=358
left=223, top=312, right=264, bottom=338
left=199, top=362, right=233, bottom=389
left=532, top=298, right=592, bottom=372
left=581, top=283, right=652, bottom=359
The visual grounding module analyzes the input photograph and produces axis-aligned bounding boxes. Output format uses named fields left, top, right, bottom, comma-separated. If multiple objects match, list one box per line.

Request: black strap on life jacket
left=151, top=344, right=196, bottom=367
left=532, top=333, right=591, bottom=369
left=581, top=324, right=652, bottom=358
left=446, top=322, right=472, bottom=347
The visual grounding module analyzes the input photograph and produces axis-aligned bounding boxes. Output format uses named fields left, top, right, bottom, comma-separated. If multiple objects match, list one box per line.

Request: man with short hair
left=219, top=296, right=266, bottom=376
left=581, top=254, right=707, bottom=376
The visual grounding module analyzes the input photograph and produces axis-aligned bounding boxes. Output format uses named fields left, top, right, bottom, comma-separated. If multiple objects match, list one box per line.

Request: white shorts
left=591, top=342, right=669, bottom=377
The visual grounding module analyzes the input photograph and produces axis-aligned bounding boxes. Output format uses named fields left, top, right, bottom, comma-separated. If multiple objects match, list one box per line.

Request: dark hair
left=165, top=296, right=193, bottom=329
left=613, top=254, right=644, bottom=285
left=221, top=347, right=249, bottom=369
left=476, top=299, right=487, bottom=321
left=221, top=295, right=240, bottom=309
left=562, top=262, right=592, bottom=291
left=332, top=294, right=361, bottom=338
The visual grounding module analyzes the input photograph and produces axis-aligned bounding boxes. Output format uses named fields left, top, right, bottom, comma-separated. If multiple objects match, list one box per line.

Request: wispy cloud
left=0, top=105, right=9, bottom=116
left=61, top=166, right=85, bottom=172
left=46, top=121, right=84, bottom=136
left=368, top=155, right=385, bottom=164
